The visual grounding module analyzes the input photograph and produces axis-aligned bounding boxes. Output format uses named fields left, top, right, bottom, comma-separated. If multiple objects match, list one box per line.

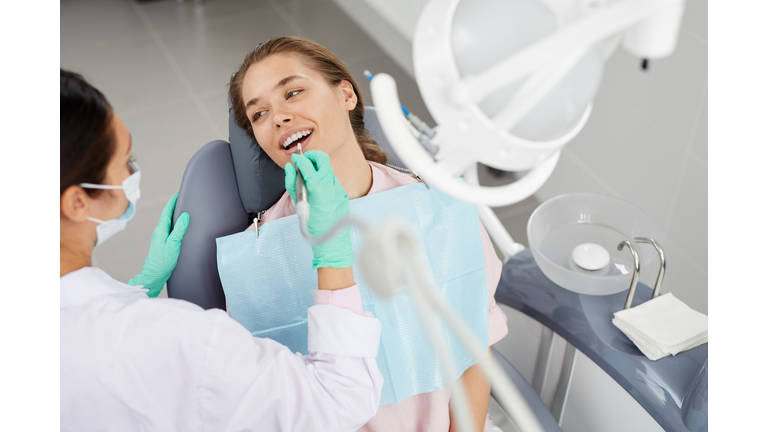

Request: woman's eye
left=253, top=111, right=266, bottom=121
left=287, top=90, right=301, bottom=99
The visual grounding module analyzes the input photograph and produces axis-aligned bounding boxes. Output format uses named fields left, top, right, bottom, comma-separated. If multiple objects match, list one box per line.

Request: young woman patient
left=229, top=36, right=508, bottom=432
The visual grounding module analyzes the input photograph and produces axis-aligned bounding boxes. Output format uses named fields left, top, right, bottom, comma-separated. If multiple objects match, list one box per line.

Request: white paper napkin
left=613, top=293, right=708, bottom=361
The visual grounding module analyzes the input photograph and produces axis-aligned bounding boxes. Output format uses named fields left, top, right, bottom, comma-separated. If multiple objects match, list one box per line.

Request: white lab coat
left=60, top=267, right=383, bottom=432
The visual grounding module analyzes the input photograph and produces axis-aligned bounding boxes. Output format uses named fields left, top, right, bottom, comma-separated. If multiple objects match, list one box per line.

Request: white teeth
left=282, top=130, right=313, bottom=148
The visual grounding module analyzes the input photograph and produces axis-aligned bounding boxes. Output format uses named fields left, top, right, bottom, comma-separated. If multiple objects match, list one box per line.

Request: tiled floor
left=62, top=0, right=538, bottom=292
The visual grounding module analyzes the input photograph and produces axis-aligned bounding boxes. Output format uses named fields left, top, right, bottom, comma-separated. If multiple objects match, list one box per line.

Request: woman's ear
left=339, top=80, right=358, bottom=111
left=61, top=186, right=91, bottom=223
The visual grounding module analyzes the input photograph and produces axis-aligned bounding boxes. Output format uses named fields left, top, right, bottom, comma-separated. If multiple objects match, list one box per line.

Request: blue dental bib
left=216, top=183, right=489, bottom=405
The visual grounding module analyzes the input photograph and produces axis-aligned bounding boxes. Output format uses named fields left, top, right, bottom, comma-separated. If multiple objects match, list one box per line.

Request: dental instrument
left=295, top=143, right=311, bottom=238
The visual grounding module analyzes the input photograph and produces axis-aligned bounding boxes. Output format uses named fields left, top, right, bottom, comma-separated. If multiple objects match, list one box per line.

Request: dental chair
left=166, top=105, right=562, bottom=432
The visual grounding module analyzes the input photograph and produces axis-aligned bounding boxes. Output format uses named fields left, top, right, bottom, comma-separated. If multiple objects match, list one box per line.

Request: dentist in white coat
left=60, top=69, right=383, bottom=431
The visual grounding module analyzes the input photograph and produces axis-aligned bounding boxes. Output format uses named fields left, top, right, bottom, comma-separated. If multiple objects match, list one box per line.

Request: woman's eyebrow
left=274, top=74, right=307, bottom=91
left=245, top=75, right=308, bottom=110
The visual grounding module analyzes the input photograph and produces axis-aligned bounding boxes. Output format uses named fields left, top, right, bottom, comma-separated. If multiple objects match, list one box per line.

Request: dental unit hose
left=364, top=70, right=439, bottom=156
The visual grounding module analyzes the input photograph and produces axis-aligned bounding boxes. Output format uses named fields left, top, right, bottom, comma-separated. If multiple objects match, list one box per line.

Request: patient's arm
left=317, top=267, right=356, bottom=291
left=449, top=347, right=493, bottom=432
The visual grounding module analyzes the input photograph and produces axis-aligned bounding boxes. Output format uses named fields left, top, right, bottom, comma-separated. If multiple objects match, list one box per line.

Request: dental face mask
left=80, top=160, right=141, bottom=246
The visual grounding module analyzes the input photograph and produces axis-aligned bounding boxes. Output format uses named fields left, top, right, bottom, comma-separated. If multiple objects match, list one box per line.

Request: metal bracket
left=618, top=240, right=641, bottom=309
left=634, top=237, right=666, bottom=299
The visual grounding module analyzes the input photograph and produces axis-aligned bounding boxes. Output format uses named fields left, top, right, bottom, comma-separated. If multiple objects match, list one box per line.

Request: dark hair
left=229, top=36, right=387, bottom=165
left=60, top=69, right=115, bottom=196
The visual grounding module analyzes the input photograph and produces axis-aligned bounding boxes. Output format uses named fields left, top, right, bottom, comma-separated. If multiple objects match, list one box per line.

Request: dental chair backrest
left=166, top=106, right=403, bottom=310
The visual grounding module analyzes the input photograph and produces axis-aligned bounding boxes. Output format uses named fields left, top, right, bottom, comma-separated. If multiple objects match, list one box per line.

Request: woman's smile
left=280, top=128, right=314, bottom=156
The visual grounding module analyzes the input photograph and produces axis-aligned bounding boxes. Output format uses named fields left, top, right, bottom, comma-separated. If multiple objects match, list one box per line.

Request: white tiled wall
left=536, top=3, right=708, bottom=314
left=337, top=0, right=708, bottom=314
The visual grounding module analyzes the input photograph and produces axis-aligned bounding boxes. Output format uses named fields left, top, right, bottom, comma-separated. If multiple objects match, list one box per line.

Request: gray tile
left=347, top=52, right=436, bottom=126
left=121, top=100, right=220, bottom=206
left=92, top=200, right=167, bottom=285
left=559, top=88, right=687, bottom=228
left=61, top=0, right=148, bottom=56
left=61, top=36, right=189, bottom=113
left=497, top=211, right=532, bottom=248
left=656, top=242, right=708, bottom=315
left=601, top=31, right=708, bottom=144
left=158, top=8, right=293, bottom=94
left=281, top=1, right=384, bottom=62
left=666, top=157, right=707, bottom=271
left=533, top=144, right=618, bottom=204
left=199, top=90, right=231, bottom=141
left=138, top=0, right=272, bottom=32
left=691, top=92, right=707, bottom=165
left=681, top=0, right=707, bottom=43
left=280, top=0, right=336, bottom=6
left=477, top=164, right=542, bottom=224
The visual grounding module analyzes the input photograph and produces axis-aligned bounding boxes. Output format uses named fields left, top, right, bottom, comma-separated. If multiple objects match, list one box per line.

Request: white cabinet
left=559, top=350, right=664, bottom=432
left=491, top=305, right=664, bottom=432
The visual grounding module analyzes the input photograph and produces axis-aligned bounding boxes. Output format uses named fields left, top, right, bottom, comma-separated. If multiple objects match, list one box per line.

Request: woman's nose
left=273, top=109, right=293, bottom=128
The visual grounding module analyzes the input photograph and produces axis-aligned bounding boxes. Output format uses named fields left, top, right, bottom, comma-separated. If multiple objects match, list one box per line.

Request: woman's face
left=242, top=53, right=358, bottom=168
left=88, top=113, right=134, bottom=221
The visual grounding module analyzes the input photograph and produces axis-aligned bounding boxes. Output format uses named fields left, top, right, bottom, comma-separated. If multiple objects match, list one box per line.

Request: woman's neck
left=329, top=139, right=373, bottom=200
left=60, top=221, right=94, bottom=276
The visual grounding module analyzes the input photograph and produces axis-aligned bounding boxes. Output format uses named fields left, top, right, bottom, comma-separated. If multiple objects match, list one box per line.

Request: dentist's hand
left=285, top=150, right=354, bottom=269
left=128, top=193, right=190, bottom=297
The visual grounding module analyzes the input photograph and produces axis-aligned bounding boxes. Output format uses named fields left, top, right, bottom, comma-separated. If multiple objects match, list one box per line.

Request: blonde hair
left=229, top=36, right=387, bottom=165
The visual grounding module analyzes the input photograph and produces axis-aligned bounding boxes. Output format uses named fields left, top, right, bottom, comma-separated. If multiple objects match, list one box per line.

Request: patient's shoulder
left=244, top=192, right=295, bottom=231
left=262, top=192, right=296, bottom=223
left=368, top=161, right=419, bottom=194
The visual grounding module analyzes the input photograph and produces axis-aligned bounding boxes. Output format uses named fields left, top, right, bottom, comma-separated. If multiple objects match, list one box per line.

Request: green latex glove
left=128, top=193, right=190, bottom=297
left=285, top=150, right=354, bottom=269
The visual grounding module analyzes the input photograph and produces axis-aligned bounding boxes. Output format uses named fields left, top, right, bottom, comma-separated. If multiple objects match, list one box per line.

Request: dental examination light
left=372, top=0, right=686, bottom=207
left=361, top=0, right=687, bottom=431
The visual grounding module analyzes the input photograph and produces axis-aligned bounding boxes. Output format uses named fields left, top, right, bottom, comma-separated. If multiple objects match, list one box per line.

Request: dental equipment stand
left=458, top=162, right=707, bottom=432
left=366, top=0, right=706, bottom=427
left=493, top=250, right=707, bottom=432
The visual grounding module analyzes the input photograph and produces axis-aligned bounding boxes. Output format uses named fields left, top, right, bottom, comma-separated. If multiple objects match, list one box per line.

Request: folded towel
left=613, top=293, right=708, bottom=361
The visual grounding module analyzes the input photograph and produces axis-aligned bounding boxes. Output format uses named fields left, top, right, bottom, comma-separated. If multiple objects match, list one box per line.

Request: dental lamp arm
left=371, top=73, right=560, bottom=207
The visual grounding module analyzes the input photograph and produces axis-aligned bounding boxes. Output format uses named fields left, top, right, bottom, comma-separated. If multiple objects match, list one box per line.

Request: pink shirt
left=248, top=161, right=507, bottom=432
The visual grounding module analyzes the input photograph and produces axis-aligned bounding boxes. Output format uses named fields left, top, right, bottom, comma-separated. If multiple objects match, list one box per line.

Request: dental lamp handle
left=371, top=73, right=559, bottom=207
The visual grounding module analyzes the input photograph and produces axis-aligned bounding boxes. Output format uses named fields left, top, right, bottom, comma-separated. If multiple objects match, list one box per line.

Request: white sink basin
left=527, top=193, right=660, bottom=295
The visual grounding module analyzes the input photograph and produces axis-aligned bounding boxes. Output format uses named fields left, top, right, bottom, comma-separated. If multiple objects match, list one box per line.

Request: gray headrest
left=227, top=107, right=286, bottom=218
